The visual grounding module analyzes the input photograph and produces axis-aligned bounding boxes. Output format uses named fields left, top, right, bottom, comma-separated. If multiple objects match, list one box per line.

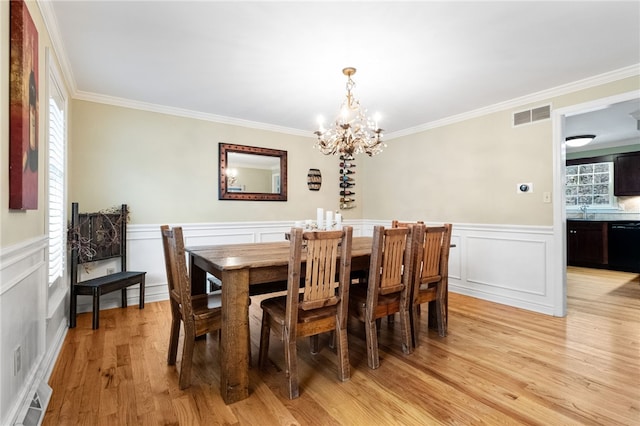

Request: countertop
left=567, top=213, right=640, bottom=222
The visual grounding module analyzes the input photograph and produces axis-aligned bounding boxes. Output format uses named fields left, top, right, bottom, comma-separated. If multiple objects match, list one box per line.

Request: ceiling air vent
left=513, top=104, right=551, bottom=126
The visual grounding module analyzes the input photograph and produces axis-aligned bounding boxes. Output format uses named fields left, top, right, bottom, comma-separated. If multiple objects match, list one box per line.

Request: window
left=47, top=54, right=67, bottom=288
left=565, top=162, right=615, bottom=209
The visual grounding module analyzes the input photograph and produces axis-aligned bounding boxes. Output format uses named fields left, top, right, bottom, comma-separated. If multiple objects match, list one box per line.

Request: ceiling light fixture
left=565, top=134, right=595, bottom=148
left=314, top=67, right=385, bottom=156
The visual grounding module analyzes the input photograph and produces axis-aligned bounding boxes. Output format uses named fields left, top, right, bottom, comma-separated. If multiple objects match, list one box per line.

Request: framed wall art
left=9, top=0, right=39, bottom=210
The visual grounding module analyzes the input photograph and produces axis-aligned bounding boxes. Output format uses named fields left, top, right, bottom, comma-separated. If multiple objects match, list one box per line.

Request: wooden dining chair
left=411, top=223, right=452, bottom=343
left=258, top=226, right=353, bottom=399
left=349, top=224, right=420, bottom=369
left=161, top=225, right=223, bottom=389
left=386, top=220, right=425, bottom=324
left=391, top=219, right=424, bottom=228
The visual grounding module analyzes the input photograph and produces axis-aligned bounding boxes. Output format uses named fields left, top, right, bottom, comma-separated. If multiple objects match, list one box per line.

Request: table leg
left=220, top=268, right=250, bottom=404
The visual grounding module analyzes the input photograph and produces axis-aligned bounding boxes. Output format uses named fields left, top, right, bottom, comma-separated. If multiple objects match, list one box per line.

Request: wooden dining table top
left=188, top=235, right=374, bottom=271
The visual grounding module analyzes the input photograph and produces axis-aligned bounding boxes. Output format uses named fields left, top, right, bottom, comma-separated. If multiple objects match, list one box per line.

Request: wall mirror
left=219, top=143, right=288, bottom=201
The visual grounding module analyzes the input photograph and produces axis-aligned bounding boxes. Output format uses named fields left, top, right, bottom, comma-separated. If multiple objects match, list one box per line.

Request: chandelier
left=314, top=67, right=385, bottom=156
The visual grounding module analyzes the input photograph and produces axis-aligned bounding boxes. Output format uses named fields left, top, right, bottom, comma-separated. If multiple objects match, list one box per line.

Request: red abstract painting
left=9, top=0, right=39, bottom=210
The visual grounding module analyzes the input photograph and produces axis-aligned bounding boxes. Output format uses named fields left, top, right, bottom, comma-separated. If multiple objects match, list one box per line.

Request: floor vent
left=14, top=383, right=52, bottom=426
left=513, top=105, right=551, bottom=126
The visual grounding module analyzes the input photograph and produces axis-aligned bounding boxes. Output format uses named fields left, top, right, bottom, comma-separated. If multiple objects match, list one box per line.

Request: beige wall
left=69, top=100, right=353, bottom=224
left=363, top=77, right=639, bottom=225
left=235, top=167, right=272, bottom=193
left=68, top=76, right=639, bottom=229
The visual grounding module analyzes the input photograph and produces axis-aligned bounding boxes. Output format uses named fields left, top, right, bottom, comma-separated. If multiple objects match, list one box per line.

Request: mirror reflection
left=227, top=152, right=281, bottom=193
left=219, top=143, right=287, bottom=201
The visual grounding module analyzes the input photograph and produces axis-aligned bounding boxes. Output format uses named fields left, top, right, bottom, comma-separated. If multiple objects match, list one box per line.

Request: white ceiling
left=44, top=1, right=640, bottom=142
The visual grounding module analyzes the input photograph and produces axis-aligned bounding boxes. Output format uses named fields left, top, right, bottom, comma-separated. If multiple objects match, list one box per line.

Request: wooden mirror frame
left=219, top=143, right=288, bottom=201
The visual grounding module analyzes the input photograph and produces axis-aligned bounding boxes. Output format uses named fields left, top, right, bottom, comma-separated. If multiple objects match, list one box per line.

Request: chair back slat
left=421, top=227, right=446, bottom=281
left=299, top=230, right=344, bottom=310
left=379, top=227, right=409, bottom=295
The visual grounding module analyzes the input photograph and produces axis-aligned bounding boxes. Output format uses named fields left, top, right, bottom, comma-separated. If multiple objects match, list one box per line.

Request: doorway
left=552, top=90, right=640, bottom=317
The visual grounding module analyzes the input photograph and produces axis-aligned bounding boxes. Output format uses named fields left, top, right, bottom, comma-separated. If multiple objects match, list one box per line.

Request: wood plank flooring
left=43, top=267, right=640, bottom=425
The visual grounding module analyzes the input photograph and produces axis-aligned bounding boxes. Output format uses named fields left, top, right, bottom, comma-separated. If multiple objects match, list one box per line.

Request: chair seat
left=349, top=284, right=401, bottom=321
left=74, top=270, right=146, bottom=289
left=261, top=296, right=338, bottom=325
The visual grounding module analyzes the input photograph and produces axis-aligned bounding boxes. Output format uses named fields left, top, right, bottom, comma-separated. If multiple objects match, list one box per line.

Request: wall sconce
left=226, top=168, right=238, bottom=186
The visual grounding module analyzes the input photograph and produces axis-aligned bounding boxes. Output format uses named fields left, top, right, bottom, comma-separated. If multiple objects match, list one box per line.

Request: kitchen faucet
left=580, top=204, right=589, bottom=219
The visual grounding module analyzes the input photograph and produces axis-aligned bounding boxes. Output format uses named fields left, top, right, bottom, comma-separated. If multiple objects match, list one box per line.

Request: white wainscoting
left=103, top=220, right=557, bottom=317
left=0, top=236, right=49, bottom=426
left=443, top=223, right=557, bottom=315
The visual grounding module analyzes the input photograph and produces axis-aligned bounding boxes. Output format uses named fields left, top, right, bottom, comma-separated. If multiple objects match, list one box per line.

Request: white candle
left=335, top=213, right=342, bottom=229
left=317, top=208, right=324, bottom=229
left=326, top=210, right=333, bottom=229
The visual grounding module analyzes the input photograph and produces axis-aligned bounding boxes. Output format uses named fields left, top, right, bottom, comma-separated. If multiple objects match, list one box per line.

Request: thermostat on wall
left=517, top=183, right=533, bottom=193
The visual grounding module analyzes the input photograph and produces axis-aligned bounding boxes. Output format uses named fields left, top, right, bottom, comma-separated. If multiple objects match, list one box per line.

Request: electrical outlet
left=106, top=268, right=115, bottom=275
left=14, top=346, right=21, bottom=376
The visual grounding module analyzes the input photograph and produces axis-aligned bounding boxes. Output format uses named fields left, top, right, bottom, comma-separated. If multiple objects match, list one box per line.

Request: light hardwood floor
left=44, top=267, right=640, bottom=425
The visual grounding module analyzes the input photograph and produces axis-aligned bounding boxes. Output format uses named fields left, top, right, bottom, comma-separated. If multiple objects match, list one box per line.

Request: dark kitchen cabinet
left=614, top=152, right=640, bottom=195
left=567, top=220, right=608, bottom=267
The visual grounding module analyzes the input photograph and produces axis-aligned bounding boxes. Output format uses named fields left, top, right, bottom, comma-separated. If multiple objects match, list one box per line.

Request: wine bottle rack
left=339, top=155, right=356, bottom=210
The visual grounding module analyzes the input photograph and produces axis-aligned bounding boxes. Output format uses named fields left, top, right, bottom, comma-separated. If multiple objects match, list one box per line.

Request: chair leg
left=248, top=328, right=252, bottom=368
left=435, top=289, right=447, bottom=337
left=70, top=288, right=77, bottom=328
left=335, top=324, right=350, bottom=381
left=179, top=322, right=196, bottom=390
left=410, top=304, right=420, bottom=348
left=310, top=335, right=319, bottom=354
left=399, top=307, right=413, bottom=355
left=283, top=332, right=299, bottom=399
left=365, top=319, right=380, bottom=369
left=436, top=299, right=446, bottom=337
left=167, top=304, right=180, bottom=365
left=139, top=278, right=145, bottom=309
left=258, top=313, right=271, bottom=370
left=92, top=288, right=100, bottom=329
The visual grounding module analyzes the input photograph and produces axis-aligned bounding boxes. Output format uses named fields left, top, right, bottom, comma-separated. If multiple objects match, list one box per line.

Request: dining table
left=187, top=235, right=374, bottom=404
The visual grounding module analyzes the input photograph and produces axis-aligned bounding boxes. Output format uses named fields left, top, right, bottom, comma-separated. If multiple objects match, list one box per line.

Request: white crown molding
left=73, top=91, right=312, bottom=138
left=37, top=0, right=77, bottom=95
left=76, top=64, right=639, bottom=140
left=386, top=64, right=640, bottom=140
